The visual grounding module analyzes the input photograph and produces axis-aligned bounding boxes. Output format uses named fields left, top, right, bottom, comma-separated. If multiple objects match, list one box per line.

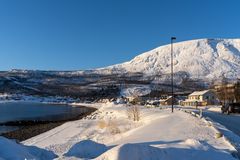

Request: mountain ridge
left=5, top=38, right=240, bottom=81
left=100, top=38, right=240, bottom=80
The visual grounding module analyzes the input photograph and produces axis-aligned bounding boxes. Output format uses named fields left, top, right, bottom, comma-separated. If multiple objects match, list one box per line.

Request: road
left=178, top=106, right=240, bottom=159
left=202, top=111, right=240, bottom=136
left=181, top=107, right=240, bottom=137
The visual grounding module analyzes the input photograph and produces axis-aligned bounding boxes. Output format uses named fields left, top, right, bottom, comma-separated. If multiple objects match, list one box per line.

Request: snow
left=21, top=103, right=237, bottom=159
left=64, top=140, right=108, bottom=159
left=97, top=143, right=165, bottom=160
left=0, top=136, right=57, bottom=160
left=179, top=105, right=240, bottom=157
left=97, top=139, right=235, bottom=160
left=120, top=85, right=151, bottom=97
left=207, top=106, right=222, bottom=112
left=189, top=90, right=210, bottom=96
left=102, top=38, right=240, bottom=80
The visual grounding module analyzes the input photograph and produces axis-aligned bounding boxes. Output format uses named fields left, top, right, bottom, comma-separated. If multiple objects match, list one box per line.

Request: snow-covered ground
left=0, top=136, right=57, bottom=160
left=206, top=105, right=222, bottom=113
left=18, top=103, right=237, bottom=160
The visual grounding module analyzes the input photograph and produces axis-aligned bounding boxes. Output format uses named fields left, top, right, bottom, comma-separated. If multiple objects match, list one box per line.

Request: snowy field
left=0, top=102, right=238, bottom=159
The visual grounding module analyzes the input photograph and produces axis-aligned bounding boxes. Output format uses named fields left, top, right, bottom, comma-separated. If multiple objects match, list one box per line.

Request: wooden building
left=181, top=90, right=218, bottom=106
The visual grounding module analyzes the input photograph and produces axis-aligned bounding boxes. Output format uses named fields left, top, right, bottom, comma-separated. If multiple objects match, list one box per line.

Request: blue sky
left=0, top=0, right=240, bottom=71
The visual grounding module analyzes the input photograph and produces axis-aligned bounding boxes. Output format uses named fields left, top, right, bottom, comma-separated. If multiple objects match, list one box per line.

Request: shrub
left=98, top=120, right=121, bottom=135
left=98, top=120, right=107, bottom=129
left=107, top=120, right=121, bottom=135
left=127, top=105, right=140, bottom=121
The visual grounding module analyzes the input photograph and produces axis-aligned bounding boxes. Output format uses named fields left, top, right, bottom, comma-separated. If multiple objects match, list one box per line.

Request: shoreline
left=0, top=106, right=97, bottom=142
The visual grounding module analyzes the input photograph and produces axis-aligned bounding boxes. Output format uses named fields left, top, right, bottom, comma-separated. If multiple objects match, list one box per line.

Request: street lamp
left=171, top=37, right=176, bottom=113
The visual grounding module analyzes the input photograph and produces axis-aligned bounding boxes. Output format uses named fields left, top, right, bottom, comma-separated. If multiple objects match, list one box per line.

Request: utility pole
left=171, top=37, right=176, bottom=113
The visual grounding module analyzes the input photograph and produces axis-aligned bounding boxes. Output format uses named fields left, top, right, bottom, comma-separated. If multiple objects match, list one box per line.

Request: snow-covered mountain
left=9, top=39, right=240, bottom=80
left=101, top=38, right=240, bottom=80
left=1, top=38, right=240, bottom=98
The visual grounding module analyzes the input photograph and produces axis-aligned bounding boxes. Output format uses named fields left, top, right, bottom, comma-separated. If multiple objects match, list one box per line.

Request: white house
left=181, top=90, right=218, bottom=106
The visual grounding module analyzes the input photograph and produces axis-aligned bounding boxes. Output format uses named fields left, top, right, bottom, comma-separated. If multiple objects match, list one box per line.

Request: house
left=181, top=90, right=218, bottom=106
left=159, top=96, right=171, bottom=105
left=159, top=96, right=178, bottom=105
left=125, top=96, right=137, bottom=103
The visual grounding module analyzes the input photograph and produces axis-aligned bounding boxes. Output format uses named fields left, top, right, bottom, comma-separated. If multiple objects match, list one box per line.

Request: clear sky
left=0, top=0, right=240, bottom=71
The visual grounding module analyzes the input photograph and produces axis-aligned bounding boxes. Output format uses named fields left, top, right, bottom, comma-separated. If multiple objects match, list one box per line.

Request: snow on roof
left=159, top=96, right=173, bottom=101
left=189, top=90, right=211, bottom=96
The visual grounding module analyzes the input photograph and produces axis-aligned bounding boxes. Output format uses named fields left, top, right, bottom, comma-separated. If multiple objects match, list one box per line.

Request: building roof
left=189, top=90, right=211, bottom=96
left=159, top=96, right=172, bottom=102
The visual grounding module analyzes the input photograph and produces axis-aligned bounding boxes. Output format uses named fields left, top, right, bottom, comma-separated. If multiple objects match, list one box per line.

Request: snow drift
left=0, top=136, right=57, bottom=160
left=97, top=140, right=236, bottom=160
left=97, top=143, right=165, bottom=160
left=64, top=140, right=109, bottom=159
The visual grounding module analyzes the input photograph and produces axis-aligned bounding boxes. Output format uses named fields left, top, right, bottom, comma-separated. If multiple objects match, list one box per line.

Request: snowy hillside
left=102, top=38, right=240, bottom=80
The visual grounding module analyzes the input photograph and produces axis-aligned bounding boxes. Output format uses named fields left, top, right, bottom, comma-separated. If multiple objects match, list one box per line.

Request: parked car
left=221, top=103, right=240, bottom=114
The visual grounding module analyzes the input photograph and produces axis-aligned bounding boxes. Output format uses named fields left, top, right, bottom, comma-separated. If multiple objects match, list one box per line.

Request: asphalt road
left=180, top=107, right=240, bottom=159
left=202, top=111, right=240, bottom=136
left=181, top=106, right=240, bottom=137
left=200, top=110, right=240, bottom=158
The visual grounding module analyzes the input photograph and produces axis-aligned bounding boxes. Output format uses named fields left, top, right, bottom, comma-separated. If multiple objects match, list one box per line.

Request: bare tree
left=234, top=80, right=240, bottom=103
left=216, top=76, right=228, bottom=105
left=216, top=76, right=236, bottom=104
left=126, top=105, right=140, bottom=121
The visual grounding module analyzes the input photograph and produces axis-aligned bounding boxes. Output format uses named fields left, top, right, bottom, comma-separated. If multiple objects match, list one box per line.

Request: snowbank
left=0, top=136, right=57, bottom=160
left=97, top=139, right=235, bottom=160
left=64, top=140, right=108, bottom=159
left=97, top=143, right=163, bottom=160
left=207, top=106, right=222, bottom=113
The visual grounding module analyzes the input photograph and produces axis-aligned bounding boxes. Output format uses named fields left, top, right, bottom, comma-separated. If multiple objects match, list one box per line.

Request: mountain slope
left=103, top=38, right=240, bottom=80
